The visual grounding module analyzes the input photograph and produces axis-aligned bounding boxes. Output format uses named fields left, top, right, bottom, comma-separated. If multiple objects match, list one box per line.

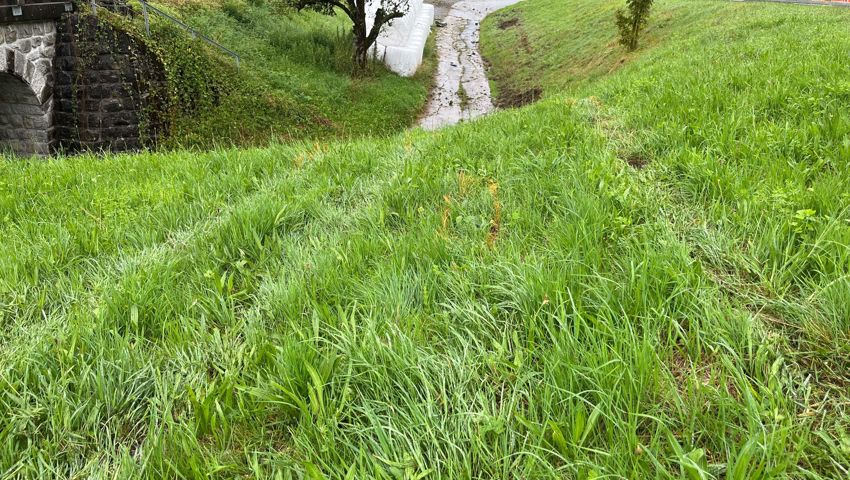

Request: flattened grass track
left=1, top=0, right=850, bottom=477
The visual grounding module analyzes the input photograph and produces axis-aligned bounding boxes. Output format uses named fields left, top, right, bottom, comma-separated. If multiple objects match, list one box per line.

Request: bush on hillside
left=615, top=0, right=653, bottom=51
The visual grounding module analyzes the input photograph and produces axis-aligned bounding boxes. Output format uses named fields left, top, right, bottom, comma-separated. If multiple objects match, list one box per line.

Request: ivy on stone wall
left=54, top=4, right=170, bottom=152
left=61, top=1, right=247, bottom=151
left=110, top=2, right=251, bottom=147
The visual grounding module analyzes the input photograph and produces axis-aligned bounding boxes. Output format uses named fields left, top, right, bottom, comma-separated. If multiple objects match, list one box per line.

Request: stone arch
left=0, top=21, right=57, bottom=157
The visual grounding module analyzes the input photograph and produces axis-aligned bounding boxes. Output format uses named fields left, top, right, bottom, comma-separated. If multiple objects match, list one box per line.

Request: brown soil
left=498, top=17, right=520, bottom=29
left=624, top=152, right=650, bottom=169
left=494, top=86, right=542, bottom=108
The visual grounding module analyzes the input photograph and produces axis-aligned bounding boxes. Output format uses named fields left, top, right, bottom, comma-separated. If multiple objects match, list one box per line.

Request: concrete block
left=370, top=1, right=434, bottom=77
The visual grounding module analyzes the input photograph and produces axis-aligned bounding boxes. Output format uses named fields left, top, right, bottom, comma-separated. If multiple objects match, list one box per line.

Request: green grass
left=2, top=0, right=850, bottom=477
left=129, top=0, right=435, bottom=147
left=481, top=0, right=745, bottom=104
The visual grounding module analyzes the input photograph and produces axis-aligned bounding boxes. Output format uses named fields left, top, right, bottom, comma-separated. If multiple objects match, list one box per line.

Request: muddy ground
left=418, top=0, right=522, bottom=130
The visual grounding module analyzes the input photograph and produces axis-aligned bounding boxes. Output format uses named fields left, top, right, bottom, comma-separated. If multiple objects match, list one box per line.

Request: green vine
left=67, top=0, right=242, bottom=150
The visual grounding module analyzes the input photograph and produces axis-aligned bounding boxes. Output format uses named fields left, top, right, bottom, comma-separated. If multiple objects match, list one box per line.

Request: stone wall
left=0, top=2, right=170, bottom=156
left=53, top=12, right=169, bottom=153
left=0, top=21, right=57, bottom=156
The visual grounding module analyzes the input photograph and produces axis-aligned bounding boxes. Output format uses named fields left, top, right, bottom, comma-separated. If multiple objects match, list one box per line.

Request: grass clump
left=1, top=0, right=849, bottom=477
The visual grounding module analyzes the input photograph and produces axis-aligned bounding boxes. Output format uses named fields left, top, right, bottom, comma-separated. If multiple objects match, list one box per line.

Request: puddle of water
left=419, top=0, right=521, bottom=130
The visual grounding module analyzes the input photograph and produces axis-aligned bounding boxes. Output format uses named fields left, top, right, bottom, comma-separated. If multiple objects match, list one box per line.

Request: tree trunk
left=629, top=15, right=640, bottom=50
left=354, top=34, right=369, bottom=71
left=352, top=3, right=369, bottom=73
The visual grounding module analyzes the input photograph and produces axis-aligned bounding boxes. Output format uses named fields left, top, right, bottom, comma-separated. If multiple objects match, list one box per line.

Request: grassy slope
left=140, top=0, right=435, bottom=146
left=481, top=0, right=735, bottom=102
left=2, top=0, right=850, bottom=477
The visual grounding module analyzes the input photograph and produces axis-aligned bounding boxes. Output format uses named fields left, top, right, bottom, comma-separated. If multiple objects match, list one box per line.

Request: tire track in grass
left=0, top=136, right=426, bottom=473
left=0, top=143, right=332, bottom=362
left=1, top=104, right=584, bottom=475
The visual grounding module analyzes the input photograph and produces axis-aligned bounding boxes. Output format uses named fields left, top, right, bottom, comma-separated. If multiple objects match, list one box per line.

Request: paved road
left=418, top=0, right=521, bottom=130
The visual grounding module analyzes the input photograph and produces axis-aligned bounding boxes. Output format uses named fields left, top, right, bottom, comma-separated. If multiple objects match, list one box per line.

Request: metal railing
left=137, top=0, right=240, bottom=69
left=90, top=0, right=241, bottom=70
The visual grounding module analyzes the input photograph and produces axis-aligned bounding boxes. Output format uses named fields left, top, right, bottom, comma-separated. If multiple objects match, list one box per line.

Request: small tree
left=289, top=0, right=409, bottom=71
left=615, top=0, right=653, bottom=51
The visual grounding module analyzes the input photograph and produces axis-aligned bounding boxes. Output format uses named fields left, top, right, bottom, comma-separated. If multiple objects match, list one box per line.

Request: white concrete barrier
left=368, top=0, right=434, bottom=77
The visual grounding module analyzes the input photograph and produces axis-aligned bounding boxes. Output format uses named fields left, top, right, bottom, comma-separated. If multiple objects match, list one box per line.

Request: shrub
left=615, top=0, right=653, bottom=51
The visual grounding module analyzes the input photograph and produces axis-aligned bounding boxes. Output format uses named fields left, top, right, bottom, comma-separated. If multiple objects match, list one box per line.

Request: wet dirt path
left=419, top=0, right=521, bottom=130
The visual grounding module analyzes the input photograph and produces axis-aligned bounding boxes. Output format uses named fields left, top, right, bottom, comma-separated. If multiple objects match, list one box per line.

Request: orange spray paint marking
left=440, top=195, right=452, bottom=238
left=486, top=181, right=501, bottom=248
